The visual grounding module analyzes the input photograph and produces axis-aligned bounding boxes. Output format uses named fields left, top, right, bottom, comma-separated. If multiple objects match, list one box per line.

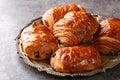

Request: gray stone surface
left=0, top=0, right=120, bottom=80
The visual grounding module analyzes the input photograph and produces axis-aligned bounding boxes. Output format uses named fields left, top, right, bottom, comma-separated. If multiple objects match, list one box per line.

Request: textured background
left=0, top=0, right=120, bottom=80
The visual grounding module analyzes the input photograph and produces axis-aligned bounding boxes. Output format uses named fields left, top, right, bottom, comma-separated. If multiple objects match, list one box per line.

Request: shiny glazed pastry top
left=53, top=11, right=99, bottom=47
left=20, top=25, right=58, bottom=60
left=42, top=3, right=85, bottom=31
left=50, top=46, right=101, bottom=73
left=93, top=18, right=120, bottom=54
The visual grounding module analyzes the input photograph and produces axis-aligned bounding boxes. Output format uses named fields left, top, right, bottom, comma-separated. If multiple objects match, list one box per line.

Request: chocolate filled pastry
left=93, top=18, right=120, bottom=54
left=42, top=4, right=85, bottom=31
left=50, top=46, right=101, bottom=73
left=20, top=25, right=58, bottom=60
left=53, top=11, right=99, bottom=47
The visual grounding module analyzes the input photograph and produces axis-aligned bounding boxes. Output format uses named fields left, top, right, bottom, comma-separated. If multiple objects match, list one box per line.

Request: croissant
left=42, top=4, right=85, bottom=31
left=50, top=46, right=101, bottom=73
left=53, top=11, right=99, bottom=47
left=93, top=18, right=120, bottom=54
left=20, top=25, right=58, bottom=60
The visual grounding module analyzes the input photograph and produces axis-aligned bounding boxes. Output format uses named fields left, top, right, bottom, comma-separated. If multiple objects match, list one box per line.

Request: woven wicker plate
left=16, top=15, right=120, bottom=77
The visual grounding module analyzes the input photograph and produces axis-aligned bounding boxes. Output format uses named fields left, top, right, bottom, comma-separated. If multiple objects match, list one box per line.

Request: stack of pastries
left=20, top=4, right=120, bottom=73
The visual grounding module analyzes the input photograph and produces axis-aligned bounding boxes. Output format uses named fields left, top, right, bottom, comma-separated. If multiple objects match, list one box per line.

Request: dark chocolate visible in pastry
left=20, top=25, right=58, bottom=60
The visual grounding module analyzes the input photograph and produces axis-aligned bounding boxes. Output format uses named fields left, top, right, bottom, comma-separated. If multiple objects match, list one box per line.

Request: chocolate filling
left=34, top=51, right=40, bottom=58
left=51, top=53, right=56, bottom=57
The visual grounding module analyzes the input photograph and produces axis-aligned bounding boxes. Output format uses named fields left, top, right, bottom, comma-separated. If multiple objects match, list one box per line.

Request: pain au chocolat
left=50, top=46, right=101, bottom=73
left=93, top=18, right=120, bottom=54
left=20, top=25, right=58, bottom=60
left=53, top=11, right=99, bottom=47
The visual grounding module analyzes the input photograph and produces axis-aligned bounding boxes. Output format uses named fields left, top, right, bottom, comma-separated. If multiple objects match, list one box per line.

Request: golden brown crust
left=93, top=18, right=120, bottom=54
left=53, top=11, right=99, bottom=47
left=50, top=46, right=101, bottom=73
left=20, top=25, right=58, bottom=60
left=42, top=4, right=85, bottom=31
